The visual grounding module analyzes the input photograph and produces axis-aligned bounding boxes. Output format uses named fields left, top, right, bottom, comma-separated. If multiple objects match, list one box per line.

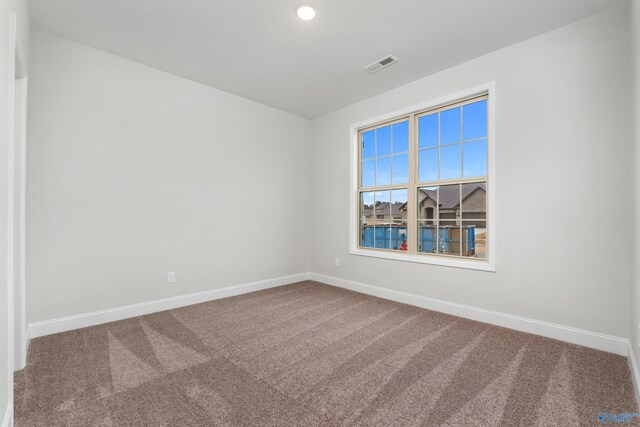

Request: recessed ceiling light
left=296, top=4, right=316, bottom=21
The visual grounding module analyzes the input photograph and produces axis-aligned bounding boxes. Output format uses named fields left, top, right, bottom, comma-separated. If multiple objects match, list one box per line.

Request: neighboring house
left=361, top=184, right=486, bottom=227
left=361, top=201, right=406, bottom=225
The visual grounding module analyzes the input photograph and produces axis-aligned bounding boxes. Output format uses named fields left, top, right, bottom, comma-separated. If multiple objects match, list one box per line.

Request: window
left=352, top=87, right=494, bottom=271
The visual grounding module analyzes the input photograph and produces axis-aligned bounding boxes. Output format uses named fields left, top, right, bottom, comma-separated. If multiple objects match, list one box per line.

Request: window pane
left=360, top=192, right=375, bottom=248
left=417, top=187, right=437, bottom=220
left=463, top=139, right=487, bottom=178
left=389, top=222, right=408, bottom=251
left=370, top=221, right=407, bottom=251
left=439, top=224, right=462, bottom=256
left=374, top=225, right=388, bottom=249
left=362, top=130, right=375, bottom=160
left=461, top=183, right=487, bottom=223
left=418, top=221, right=437, bottom=254
left=418, top=148, right=438, bottom=182
left=361, top=159, right=375, bottom=188
left=460, top=182, right=487, bottom=259
left=376, top=125, right=391, bottom=157
left=418, top=114, right=438, bottom=149
left=461, top=222, right=487, bottom=259
left=440, top=107, right=461, bottom=145
left=360, top=221, right=374, bottom=248
left=463, top=100, right=487, bottom=141
left=374, top=190, right=391, bottom=219
left=440, top=145, right=461, bottom=180
left=391, top=188, right=408, bottom=221
left=437, top=184, right=461, bottom=223
left=392, top=154, right=408, bottom=184
left=360, top=191, right=375, bottom=222
left=376, top=156, right=391, bottom=186
left=392, top=121, right=409, bottom=153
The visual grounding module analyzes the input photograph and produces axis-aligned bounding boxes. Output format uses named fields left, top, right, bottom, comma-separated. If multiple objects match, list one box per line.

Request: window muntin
left=357, top=95, right=488, bottom=261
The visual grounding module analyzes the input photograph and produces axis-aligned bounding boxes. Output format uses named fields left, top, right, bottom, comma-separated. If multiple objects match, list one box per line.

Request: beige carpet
left=14, top=281, right=639, bottom=426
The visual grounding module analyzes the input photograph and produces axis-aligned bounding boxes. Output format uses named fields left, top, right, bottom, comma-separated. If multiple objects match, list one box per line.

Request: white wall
left=2, top=0, right=29, bottom=422
left=0, top=3, right=12, bottom=424
left=630, top=0, right=640, bottom=368
left=27, top=31, right=311, bottom=323
left=13, top=75, right=26, bottom=370
left=311, top=7, right=630, bottom=339
left=8, top=0, right=27, bottom=77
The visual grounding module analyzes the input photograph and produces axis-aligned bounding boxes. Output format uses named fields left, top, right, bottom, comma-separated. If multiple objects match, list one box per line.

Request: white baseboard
left=309, top=272, right=629, bottom=356
left=28, top=272, right=310, bottom=340
left=1, top=403, right=12, bottom=427
left=628, top=343, right=640, bottom=409
left=25, top=271, right=629, bottom=357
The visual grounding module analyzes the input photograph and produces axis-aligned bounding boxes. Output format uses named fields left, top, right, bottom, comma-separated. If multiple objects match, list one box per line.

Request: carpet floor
left=14, top=281, right=639, bottom=426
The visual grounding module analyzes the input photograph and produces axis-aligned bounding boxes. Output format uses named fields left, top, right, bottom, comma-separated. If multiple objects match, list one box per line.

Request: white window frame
left=349, top=82, right=496, bottom=272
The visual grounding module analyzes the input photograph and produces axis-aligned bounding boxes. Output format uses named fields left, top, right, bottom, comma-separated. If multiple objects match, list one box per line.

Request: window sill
left=350, top=247, right=496, bottom=272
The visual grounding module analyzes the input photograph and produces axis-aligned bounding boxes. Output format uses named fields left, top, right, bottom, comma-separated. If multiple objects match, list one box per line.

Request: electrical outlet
left=167, top=271, right=176, bottom=284
left=334, top=258, right=341, bottom=268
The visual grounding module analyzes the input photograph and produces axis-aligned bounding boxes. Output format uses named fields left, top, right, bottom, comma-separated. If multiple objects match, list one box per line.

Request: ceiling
left=29, top=0, right=627, bottom=118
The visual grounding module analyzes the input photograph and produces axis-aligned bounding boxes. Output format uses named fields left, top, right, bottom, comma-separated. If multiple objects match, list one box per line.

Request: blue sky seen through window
left=361, top=98, right=486, bottom=188
left=418, top=99, right=487, bottom=182
left=361, top=119, right=410, bottom=187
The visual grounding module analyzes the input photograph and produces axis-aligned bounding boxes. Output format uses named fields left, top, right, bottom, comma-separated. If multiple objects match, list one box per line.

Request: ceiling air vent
left=364, top=55, right=399, bottom=74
